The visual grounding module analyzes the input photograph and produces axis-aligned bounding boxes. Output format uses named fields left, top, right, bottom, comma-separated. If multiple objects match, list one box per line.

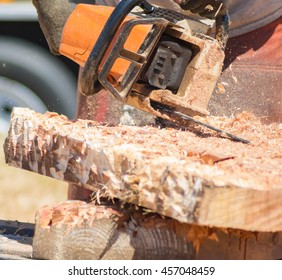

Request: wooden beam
left=32, top=201, right=195, bottom=259
left=32, top=201, right=282, bottom=260
left=4, top=108, right=282, bottom=231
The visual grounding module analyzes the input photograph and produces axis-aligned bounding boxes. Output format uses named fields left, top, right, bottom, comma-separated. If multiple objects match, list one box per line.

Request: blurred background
left=0, top=0, right=77, bottom=222
left=0, top=135, right=68, bottom=222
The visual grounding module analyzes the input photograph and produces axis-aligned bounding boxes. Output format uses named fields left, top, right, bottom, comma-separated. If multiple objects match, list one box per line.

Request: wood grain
left=32, top=202, right=282, bottom=260
left=32, top=201, right=194, bottom=260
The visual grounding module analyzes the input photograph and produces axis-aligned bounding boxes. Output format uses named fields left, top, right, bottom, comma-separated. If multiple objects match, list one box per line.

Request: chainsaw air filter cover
left=141, top=35, right=193, bottom=91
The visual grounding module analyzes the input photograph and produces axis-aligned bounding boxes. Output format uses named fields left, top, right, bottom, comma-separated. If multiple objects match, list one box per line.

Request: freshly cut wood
left=4, top=108, right=282, bottom=231
left=32, top=201, right=194, bottom=260
left=32, top=201, right=282, bottom=260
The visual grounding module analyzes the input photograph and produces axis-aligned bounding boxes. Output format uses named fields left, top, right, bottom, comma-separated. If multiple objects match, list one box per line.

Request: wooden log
left=32, top=201, right=194, bottom=260
left=32, top=201, right=282, bottom=260
left=4, top=107, right=282, bottom=232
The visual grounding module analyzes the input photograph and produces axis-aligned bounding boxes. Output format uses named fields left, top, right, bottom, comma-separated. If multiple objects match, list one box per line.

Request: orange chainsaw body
left=60, top=4, right=151, bottom=83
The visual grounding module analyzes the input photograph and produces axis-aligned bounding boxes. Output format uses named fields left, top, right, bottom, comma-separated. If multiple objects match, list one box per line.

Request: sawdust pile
left=192, top=112, right=282, bottom=189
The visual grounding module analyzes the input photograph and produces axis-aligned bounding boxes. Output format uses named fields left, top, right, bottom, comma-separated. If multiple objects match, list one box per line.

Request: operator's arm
left=173, top=0, right=226, bottom=18
left=32, top=0, right=76, bottom=54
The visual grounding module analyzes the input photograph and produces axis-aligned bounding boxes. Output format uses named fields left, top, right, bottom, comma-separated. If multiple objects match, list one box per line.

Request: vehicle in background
left=0, top=0, right=79, bottom=133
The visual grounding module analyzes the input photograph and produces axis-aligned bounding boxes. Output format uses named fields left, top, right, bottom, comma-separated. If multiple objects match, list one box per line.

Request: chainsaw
left=58, top=0, right=249, bottom=143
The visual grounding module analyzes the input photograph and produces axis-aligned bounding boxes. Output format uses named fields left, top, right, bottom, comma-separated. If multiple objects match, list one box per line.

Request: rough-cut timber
left=4, top=108, right=282, bottom=231
left=32, top=201, right=282, bottom=260
left=32, top=201, right=194, bottom=260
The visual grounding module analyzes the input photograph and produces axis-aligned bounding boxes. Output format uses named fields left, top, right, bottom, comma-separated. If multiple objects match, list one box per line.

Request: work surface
left=0, top=220, right=33, bottom=259
left=4, top=108, right=282, bottom=232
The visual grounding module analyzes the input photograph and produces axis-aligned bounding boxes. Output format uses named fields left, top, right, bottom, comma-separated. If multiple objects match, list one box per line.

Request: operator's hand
left=173, top=0, right=226, bottom=19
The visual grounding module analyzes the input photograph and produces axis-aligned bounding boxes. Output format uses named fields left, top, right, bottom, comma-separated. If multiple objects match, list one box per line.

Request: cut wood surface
left=4, top=108, right=282, bottom=231
left=32, top=201, right=194, bottom=260
left=33, top=201, right=282, bottom=260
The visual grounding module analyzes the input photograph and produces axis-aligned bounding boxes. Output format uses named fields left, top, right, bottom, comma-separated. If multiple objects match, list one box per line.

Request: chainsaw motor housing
left=97, top=14, right=225, bottom=119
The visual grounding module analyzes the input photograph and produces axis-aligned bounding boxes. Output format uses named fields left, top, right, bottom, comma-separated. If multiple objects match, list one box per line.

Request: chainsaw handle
left=79, top=0, right=149, bottom=95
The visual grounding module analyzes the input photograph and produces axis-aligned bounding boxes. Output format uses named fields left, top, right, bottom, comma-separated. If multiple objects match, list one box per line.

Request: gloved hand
left=173, top=0, right=226, bottom=19
left=33, top=0, right=75, bottom=54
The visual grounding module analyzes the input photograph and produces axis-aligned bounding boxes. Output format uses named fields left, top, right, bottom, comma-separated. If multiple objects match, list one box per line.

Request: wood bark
left=4, top=108, right=282, bottom=232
